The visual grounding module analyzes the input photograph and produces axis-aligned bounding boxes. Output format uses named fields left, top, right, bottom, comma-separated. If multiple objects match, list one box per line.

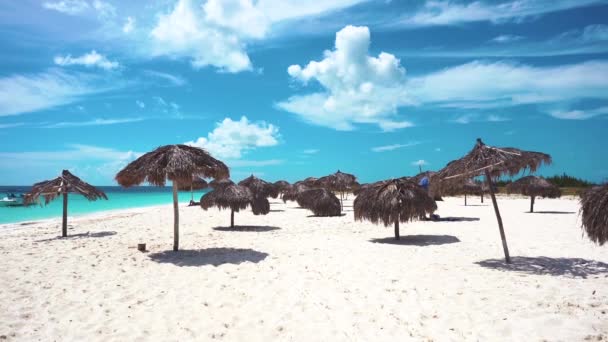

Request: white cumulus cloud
left=54, top=50, right=119, bottom=70
left=185, top=116, right=280, bottom=159
left=149, top=0, right=367, bottom=73
left=278, top=25, right=413, bottom=131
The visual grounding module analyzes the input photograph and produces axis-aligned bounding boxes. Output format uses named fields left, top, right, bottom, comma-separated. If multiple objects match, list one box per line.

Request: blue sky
left=0, top=0, right=607, bottom=185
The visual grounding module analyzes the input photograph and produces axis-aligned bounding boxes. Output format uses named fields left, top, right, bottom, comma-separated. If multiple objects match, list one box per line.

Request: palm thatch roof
left=354, top=178, right=437, bottom=228
left=296, top=188, right=341, bottom=217
left=239, top=175, right=278, bottom=198
left=580, top=184, right=608, bottom=245
left=300, top=177, right=319, bottom=188
left=316, top=170, right=357, bottom=192
left=273, top=180, right=290, bottom=191
left=282, top=183, right=309, bottom=203
left=443, top=179, right=483, bottom=196
left=115, top=144, right=229, bottom=187
left=209, top=178, right=235, bottom=189
left=506, top=176, right=561, bottom=198
left=177, top=176, right=209, bottom=191
left=436, top=138, right=551, bottom=182
left=200, top=183, right=252, bottom=212
left=25, top=170, right=107, bottom=205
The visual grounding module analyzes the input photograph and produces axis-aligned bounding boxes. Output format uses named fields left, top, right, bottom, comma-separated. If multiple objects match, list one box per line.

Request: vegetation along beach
left=1, top=1, right=607, bottom=341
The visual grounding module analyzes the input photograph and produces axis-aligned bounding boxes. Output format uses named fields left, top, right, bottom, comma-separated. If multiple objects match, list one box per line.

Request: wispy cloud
left=143, top=70, right=187, bottom=87
left=491, top=34, right=524, bottom=43
left=549, top=106, right=608, bottom=120
left=54, top=50, right=119, bottom=70
left=409, top=60, right=608, bottom=109
left=0, top=69, right=120, bottom=117
left=43, top=0, right=90, bottom=15
left=122, top=16, right=135, bottom=33
left=42, top=117, right=144, bottom=128
left=395, top=0, right=605, bottom=27
left=412, top=159, right=428, bottom=167
left=0, top=122, right=24, bottom=129
left=303, top=149, right=319, bottom=154
left=371, top=141, right=421, bottom=152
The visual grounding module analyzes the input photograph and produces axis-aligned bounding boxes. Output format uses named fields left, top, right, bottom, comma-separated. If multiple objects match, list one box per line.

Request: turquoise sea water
left=0, top=186, right=210, bottom=225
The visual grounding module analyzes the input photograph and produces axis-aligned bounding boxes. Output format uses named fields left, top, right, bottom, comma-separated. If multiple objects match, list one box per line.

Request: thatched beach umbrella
left=354, top=178, right=437, bottom=240
left=178, top=176, right=209, bottom=202
left=239, top=175, right=278, bottom=199
left=273, top=180, right=291, bottom=197
left=296, top=188, right=342, bottom=217
left=301, top=177, right=319, bottom=188
left=411, top=171, right=443, bottom=201
left=506, top=176, right=561, bottom=212
left=200, top=183, right=255, bottom=227
left=115, top=144, right=228, bottom=251
left=436, top=138, right=551, bottom=263
left=580, top=183, right=608, bottom=246
left=209, top=178, right=234, bottom=189
left=442, top=178, right=483, bottom=206
left=316, top=170, right=357, bottom=210
left=25, top=170, right=107, bottom=237
left=282, top=183, right=309, bottom=203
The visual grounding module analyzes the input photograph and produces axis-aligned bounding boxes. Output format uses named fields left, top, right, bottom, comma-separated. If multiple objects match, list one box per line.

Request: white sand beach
left=1, top=196, right=607, bottom=341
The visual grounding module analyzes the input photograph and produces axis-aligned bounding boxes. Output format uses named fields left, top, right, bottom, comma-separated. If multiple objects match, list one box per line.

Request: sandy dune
left=1, top=196, right=607, bottom=341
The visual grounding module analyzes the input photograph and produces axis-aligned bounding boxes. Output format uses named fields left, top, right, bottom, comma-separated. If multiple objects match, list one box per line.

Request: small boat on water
left=0, top=193, right=34, bottom=207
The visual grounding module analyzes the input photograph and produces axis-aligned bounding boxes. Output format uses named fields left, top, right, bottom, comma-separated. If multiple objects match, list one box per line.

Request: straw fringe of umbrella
left=200, top=182, right=253, bottom=228
left=316, top=170, right=357, bottom=210
left=580, top=183, right=608, bottom=246
left=25, top=170, right=107, bottom=237
left=296, top=188, right=341, bottom=217
left=354, top=178, right=437, bottom=240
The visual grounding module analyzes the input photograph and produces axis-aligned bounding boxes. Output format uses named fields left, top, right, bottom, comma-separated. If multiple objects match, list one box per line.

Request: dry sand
left=0, top=196, right=607, bottom=341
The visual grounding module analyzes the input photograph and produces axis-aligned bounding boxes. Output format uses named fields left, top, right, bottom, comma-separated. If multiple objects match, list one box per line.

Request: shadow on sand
left=148, top=248, right=268, bottom=267
left=431, top=217, right=480, bottom=222
left=213, top=225, right=281, bottom=232
left=37, top=231, right=117, bottom=242
left=526, top=211, right=577, bottom=214
left=370, top=235, right=460, bottom=246
left=460, top=204, right=489, bottom=207
left=269, top=209, right=285, bottom=212
left=476, top=256, right=608, bottom=278
left=306, top=213, right=347, bottom=218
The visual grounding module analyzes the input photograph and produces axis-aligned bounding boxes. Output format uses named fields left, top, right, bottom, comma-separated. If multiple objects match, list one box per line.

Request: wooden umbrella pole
left=530, top=196, right=535, bottom=213
left=172, top=181, right=179, bottom=251
left=484, top=170, right=511, bottom=263
left=230, top=209, right=235, bottom=228
left=465, top=193, right=467, bottom=206
left=62, top=191, right=68, bottom=237
left=394, top=220, right=400, bottom=240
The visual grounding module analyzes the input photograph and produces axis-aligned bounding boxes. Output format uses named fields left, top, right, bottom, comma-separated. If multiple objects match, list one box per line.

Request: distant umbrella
left=282, top=183, right=309, bottom=203
left=300, top=177, right=319, bottom=187
left=273, top=180, right=291, bottom=197
left=442, top=178, right=483, bottom=206
left=354, top=178, right=437, bottom=240
left=239, top=175, right=278, bottom=199
left=316, top=170, right=357, bottom=210
left=178, top=176, right=209, bottom=202
left=296, top=188, right=341, bottom=217
left=436, top=138, right=551, bottom=263
left=506, top=176, right=561, bottom=212
left=25, top=170, right=107, bottom=237
left=116, top=144, right=229, bottom=251
left=580, top=183, right=608, bottom=246
left=200, top=182, right=260, bottom=228
left=209, top=178, right=235, bottom=189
